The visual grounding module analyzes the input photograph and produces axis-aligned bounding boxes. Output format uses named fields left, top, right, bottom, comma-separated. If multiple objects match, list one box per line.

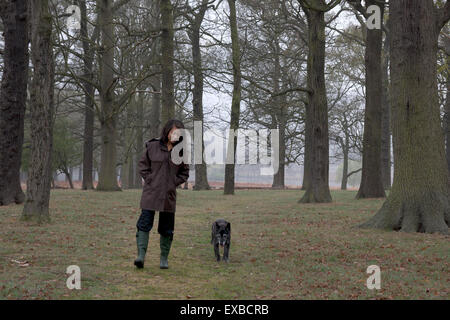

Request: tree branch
left=437, top=0, right=450, bottom=30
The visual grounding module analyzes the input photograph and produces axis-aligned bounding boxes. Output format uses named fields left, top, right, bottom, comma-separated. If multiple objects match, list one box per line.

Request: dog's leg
left=214, top=242, right=221, bottom=262
left=223, top=243, right=230, bottom=263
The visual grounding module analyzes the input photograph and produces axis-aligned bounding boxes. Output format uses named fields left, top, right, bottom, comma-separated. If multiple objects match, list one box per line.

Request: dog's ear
left=226, top=222, right=231, bottom=231
left=215, top=221, right=220, bottom=228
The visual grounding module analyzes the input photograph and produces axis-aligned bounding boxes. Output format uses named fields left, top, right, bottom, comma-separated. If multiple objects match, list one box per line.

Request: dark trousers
left=137, top=209, right=175, bottom=239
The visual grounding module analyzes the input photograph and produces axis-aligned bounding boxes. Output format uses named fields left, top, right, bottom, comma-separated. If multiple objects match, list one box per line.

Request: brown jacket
left=138, top=138, right=190, bottom=212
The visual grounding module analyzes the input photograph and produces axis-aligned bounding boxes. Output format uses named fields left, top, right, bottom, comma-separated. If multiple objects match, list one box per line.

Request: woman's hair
left=160, top=119, right=185, bottom=145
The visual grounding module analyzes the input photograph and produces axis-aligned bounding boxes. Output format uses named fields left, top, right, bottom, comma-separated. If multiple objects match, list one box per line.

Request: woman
left=134, top=119, right=190, bottom=269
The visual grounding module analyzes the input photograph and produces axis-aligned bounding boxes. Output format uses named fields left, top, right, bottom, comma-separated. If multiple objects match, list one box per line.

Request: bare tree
left=349, top=0, right=386, bottom=199
left=360, top=0, right=450, bottom=234
left=298, top=0, right=341, bottom=203
left=0, top=0, right=29, bottom=205
left=21, top=0, right=55, bottom=223
left=223, top=0, right=242, bottom=195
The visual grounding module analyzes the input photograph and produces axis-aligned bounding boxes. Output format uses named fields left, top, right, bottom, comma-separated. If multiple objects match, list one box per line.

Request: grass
left=0, top=188, right=448, bottom=299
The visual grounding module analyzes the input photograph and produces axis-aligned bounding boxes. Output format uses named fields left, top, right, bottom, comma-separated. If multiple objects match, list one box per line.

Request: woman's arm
left=138, top=148, right=151, bottom=182
left=175, top=163, right=190, bottom=187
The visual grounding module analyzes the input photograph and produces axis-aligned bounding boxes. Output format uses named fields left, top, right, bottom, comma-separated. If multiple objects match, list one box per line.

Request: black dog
left=211, top=219, right=231, bottom=262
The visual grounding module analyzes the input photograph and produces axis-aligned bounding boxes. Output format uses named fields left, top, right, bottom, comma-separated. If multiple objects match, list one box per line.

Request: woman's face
left=168, top=126, right=181, bottom=143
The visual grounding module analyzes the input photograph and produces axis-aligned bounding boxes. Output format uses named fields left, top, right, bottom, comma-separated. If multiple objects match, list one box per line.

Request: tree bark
left=360, top=0, right=449, bottom=234
left=190, top=0, right=210, bottom=190
left=446, top=73, right=450, bottom=174
left=160, top=0, right=175, bottom=125
left=21, top=0, right=54, bottom=223
left=121, top=98, right=134, bottom=189
left=272, top=42, right=286, bottom=189
left=0, top=0, right=29, bottom=206
left=96, top=0, right=121, bottom=191
left=80, top=0, right=95, bottom=190
left=341, top=136, right=349, bottom=190
left=298, top=5, right=332, bottom=203
left=224, top=0, right=241, bottom=195
left=381, top=33, right=391, bottom=190
left=444, top=31, right=450, bottom=175
left=134, top=91, right=145, bottom=188
left=63, top=169, right=74, bottom=189
left=356, top=0, right=386, bottom=199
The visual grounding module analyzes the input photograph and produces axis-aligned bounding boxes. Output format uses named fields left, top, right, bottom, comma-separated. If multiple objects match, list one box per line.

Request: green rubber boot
left=134, top=230, right=149, bottom=269
left=160, top=234, right=173, bottom=269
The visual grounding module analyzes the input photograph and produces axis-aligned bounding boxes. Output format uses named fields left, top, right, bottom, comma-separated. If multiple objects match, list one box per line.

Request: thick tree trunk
left=299, top=7, right=332, bottom=203
left=224, top=0, right=241, bottom=195
left=21, top=0, right=54, bottom=223
left=160, top=0, right=175, bottom=125
left=356, top=0, right=386, bottom=199
left=96, top=0, right=120, bottom=191
left=147, top=0, right=161, bottom=140
left=361, top=0, right=449, bottom=234
left=381, top=35, right=391, bottom=190
left=444, top=33, right=450, bottom=174
left=446, top=76, right=450, bottom=174
left=190, top=1, right=210, bottom=190
left=0, top=0, right=29, bottom=206
left=301, top=156, right=309, bottom=190
left=80, top=0, right=95, bottom=190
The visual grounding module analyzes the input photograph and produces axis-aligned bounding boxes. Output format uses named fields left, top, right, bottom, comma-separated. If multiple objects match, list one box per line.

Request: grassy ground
left=0, top=188, right=448, bottom=300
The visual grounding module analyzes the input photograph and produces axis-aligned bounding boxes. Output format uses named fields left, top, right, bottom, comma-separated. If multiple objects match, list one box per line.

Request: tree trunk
left=80, top=0, right=95, bottom=190
left=446, top=74, right=450, bottom=174
left=444, top=32, right=450, bottom=175
left=360, top=0, right=449, bottom=234
left=0, top=0, right=29, bottom=206
left=150, top=76, right=161, bottom=139
left=224, top=0, right=241, bottom=195
left=341, top=137, right=349, bottom=190
left=272, top=40, right=286, bottom=189
left=298, top=7, right=332, bottom=203
left=21, top=0, right=54, bottom=223
left=121, top=84, right=134, bottom=190
left=146, top=0, right=161, bottom=139
left=272, top=117, right=286, bottom=189
left=381, top=34, right=391, bottom=190
left=190, top=1, right=210, bottom=190
left=135, top=91, right=145, bottom=187
left=96, top=0, right=120, bottom=191
left=356, top=0, right=386, bottom=199
left=301, top=155, right=309, bottom=190
left=160, top=0, right=175, bottom=125
left=64, top=169, right=74, bottom=189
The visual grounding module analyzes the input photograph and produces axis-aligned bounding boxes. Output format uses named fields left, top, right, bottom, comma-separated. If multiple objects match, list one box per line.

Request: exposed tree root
left=0, top=188, right=25, bottom=206
left=360, top=191, right=449, bottom=235
left=299, top=187, right=332, bottom=204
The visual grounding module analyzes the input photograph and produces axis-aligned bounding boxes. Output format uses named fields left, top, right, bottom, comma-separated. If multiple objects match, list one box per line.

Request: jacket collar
left=159, top=139, right=168, bottom=151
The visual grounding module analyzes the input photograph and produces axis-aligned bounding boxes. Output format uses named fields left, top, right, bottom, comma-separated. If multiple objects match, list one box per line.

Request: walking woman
left=134, top=119, right=190, bottom=269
